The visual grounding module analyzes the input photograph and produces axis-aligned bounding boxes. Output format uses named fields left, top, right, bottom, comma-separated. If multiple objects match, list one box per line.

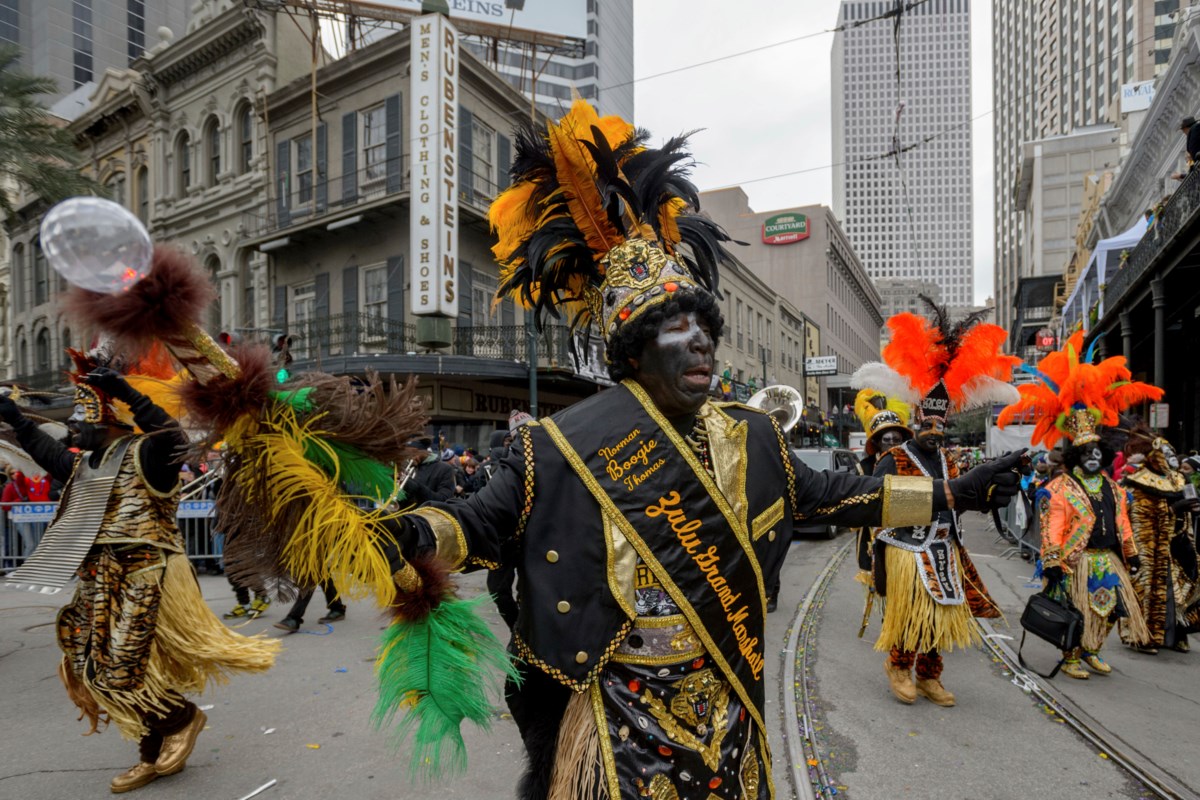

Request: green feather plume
left=373, top=595, right=521, bottom=780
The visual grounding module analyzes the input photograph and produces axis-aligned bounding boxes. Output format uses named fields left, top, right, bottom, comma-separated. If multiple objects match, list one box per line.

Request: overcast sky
left=632, top=0, right=995, bottom=306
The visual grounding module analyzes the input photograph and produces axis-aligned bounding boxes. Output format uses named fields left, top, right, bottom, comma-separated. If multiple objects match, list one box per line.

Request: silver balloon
left=39, top=196, right=152, bottom=294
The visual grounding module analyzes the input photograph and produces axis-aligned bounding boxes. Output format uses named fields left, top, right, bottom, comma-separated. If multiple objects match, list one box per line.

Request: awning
left=1061, top=216, right=1148, bottom=335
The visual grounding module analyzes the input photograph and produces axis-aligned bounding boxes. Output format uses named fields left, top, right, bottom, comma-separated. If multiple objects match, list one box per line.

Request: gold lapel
left=699, top=403, right=750, bottom=544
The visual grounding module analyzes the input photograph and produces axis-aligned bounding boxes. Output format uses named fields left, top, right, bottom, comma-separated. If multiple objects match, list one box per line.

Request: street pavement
left=0, top=537, right=834, bottom=800
left=805, top=511, right=1193, bottom=799
left=2, top=513, right=1194, bottom=799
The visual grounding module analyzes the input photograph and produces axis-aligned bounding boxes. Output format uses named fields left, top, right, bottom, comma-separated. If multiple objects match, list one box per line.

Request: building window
left=35, top=328, right=49, bottom=371
left=176, top=132, right=191, bottom=197
left=362, top=105, right=386, bottom=182
left=238, top=103, right=253, bottom=173
left=33, top=238, right=47, bottom=306
left=0, top=0, right=18, bottom=46
left=471, top=118, right=495, bottom=197
left=11, top=243, right=22, bottom=313
left=72, top=0, right=93, bottom=87
left=204, top=116, right=221, bottom=184
left=61, top=328, right=71, bottom=367
left=295, top=136, right=313, bottom=205
left=471, top=268, right=497, bottom=327
left=291, top=282, right=315, bottom=359
left=16, top=334, right=26, bottom=376
left=127, top=0, right=145, bottom=63
left=362, top=265, right=387, bottom=337
left=106, top=172, right=125, bottom=207
left=136, top=166, right=149, bottom=223
left=204, top=254, right=221, bottom=332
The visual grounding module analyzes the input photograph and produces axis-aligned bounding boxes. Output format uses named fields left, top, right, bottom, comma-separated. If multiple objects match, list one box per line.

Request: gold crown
left=1062, top=407, right=1100, bottom=446
left=599, top=239, right=702, bottom=339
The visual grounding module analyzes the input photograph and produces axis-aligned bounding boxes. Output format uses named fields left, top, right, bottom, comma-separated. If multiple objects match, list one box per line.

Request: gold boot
left=1082, top=651, right=1112, bottom=674
left=884, top=657, right=916, bottom=704
left=1061, top=650, right=1089, bottom=680
left=110, top=762, right=158, bottom=794
left=154, top=709, right=206, bottom=776
left=915, top=677, right=956, bottom=706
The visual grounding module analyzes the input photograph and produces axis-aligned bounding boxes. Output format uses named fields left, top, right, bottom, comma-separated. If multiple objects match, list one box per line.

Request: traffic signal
left=217, top=331, right=243, bottom=348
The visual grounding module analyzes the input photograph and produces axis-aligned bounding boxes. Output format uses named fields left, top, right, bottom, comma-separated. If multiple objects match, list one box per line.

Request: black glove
left=0, top=394, right=23, bottom=426
left=1127, top=555, right=1141, bottom=576
left=83, top=367, right=138, bottom=403
left=947, top=451, right=1024, bottom=512
left=1042, top=564, right=1064, bottom=587
left=1170, top=496, right=1200, bottom=515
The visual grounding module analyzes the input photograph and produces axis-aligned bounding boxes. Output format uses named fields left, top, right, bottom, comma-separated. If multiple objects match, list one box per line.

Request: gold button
left=546, top=550, right=560, bottom=563
left=768, top=530, right=777, bottom=542
left=557, top=600, right=571, bottom=613
left=575, top=650, right=588, bottom=664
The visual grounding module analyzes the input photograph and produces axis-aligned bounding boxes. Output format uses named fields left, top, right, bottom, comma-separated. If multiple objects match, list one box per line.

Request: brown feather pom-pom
left=388, top=553, right=455, bottom=622
left=179, top=342, right=273, bottom=438
left=62, top=244, right=215, bottom=357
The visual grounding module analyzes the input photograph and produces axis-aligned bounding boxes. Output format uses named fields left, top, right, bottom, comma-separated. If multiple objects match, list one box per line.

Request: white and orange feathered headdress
left=997, top=331, right=1163, bottom=448
left=852, top=298, right=1020, bottom=421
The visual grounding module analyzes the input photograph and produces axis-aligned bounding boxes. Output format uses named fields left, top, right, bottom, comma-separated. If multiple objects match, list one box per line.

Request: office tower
left=831, top=0, right=973, bottom=311
left=992, top=0, right=1177, bottom=333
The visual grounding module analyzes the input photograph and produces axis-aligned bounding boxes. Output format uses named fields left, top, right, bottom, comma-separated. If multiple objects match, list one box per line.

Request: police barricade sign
left=9, top=503, right=57, bottom=522
left=178, top=500, right=216, bottom=519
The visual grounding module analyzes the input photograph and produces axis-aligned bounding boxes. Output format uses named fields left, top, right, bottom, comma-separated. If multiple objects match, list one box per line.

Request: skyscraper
left=831, top=0, right=973, bottom=311
left=465, top=0, right=633, bottom=120
left=0, top=0, right=189, bottom=103
left=992, top=0, right=1177, bottom=334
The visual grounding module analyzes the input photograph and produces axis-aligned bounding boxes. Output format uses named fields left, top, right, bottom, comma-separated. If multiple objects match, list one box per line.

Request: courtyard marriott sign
left=762, top=213, right=809, bottom=245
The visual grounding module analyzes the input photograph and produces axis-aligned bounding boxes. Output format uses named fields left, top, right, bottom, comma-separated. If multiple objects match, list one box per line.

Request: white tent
left=1060, top=216, right=1147, bottom=336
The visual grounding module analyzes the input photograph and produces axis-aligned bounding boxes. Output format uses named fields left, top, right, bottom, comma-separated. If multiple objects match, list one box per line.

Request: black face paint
left=878, top=430, right=905, bottom=450
left=632, top=311, right=715, bottom=421
left=915, top=418, right=944, bottom=453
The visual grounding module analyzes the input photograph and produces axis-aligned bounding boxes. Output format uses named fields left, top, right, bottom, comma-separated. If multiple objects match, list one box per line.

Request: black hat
left=1182, top=116, right=1197, bottom=130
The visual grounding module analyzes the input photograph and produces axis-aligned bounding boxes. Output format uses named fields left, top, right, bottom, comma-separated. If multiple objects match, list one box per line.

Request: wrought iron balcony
left=285, top=312, right=608, bottom=382
left=1103, top=167, right=1200, bottom=314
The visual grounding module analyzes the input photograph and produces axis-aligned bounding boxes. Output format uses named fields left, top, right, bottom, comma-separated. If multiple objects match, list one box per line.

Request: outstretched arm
left=0, top=396, right=74, bottom=483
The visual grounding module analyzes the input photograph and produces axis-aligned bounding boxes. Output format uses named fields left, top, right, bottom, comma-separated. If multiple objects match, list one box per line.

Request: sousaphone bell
left=747, top=384, right=804, bottom=432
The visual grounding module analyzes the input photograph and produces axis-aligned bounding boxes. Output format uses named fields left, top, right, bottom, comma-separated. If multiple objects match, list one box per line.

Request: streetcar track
left=783, top=538, right=1198, bottom=800
left=782, top=538, right=852, bottom=800
left=976, top=617, right=1200, bottom=800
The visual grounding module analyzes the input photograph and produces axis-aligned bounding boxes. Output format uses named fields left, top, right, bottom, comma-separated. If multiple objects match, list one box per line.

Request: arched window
left=239, top=249, right=255, bottom=327
left=106, top=171, right=126, bottom=206
left=136, top=165, right=150, bottom=224
left=204, top=254, right=222, bottom=333
left=35, top=328, right=50, bottom=372
left=204, top=116, right=221, bottom=185
left=61, top=328, right=71, bottom=367
left=16, top=333, right=27, bottom=377
left=176, top=132, right=191, bottom=197
left=11, top=243, right=23, bottom=313
left=33, top=238, right=47, bottom=307
left=238, top=102, right=254, bottom=174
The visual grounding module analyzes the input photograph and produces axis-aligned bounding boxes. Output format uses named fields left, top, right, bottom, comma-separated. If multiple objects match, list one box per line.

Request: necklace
left=685, top=418, right=713, bottom=477
left=1075, top=468, right=1104, bottom=496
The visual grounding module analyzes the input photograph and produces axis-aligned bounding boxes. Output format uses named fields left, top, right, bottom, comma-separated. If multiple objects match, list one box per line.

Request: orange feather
left=547, top=102, right=622, bottom=255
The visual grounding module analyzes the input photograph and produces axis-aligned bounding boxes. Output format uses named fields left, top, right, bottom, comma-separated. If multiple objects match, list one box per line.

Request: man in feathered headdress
left=852, top=300, right=1021, bottom=707
left=375, top=100, right=1025, bottom=799
left=0, top=347, right=278, bottom=793
left=1117, top=425, right=1200, bottom=654
left=999, top=332, right=1158, bottom=678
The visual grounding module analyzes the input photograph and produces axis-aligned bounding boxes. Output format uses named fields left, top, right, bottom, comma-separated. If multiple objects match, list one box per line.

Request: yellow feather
left=488, top=182, right=538, bottom=262
left=548, top=104, right=621, bottom=254
left=658, top=197, right=686, bottom=249
left=248, top=406, right=402, bottom=606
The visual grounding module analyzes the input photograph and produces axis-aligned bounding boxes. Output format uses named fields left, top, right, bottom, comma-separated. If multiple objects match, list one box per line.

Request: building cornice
left=150, top=8, right=267, bottom=90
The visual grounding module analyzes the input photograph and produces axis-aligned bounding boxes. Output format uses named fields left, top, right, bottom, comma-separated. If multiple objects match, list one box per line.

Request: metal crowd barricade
left=0, top=500, right=220, bottom=573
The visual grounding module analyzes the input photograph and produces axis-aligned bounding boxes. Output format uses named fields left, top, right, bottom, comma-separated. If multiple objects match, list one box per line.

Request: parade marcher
left=374, top=101, right=1023, bottom=798
left=851, top=389, right=913, bottom=633
left=1119, top=426, right=1200, bottom=654
left=0, top=351, right=279, bottom=793
left=999, top=332, right=1158, bottom=678
left=852, top=300, right=1020, bottom=707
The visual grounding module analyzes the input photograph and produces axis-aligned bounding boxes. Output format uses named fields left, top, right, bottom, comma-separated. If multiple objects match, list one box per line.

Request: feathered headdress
left=489, top=98, right=739, bottom=342
left=852, top=297, right=1020, bottom=419
left=853, top=388, right=912, bottom=454
left=998, top=331, right=1163, bottom=448
left=65, top=341, right=183, bottom=428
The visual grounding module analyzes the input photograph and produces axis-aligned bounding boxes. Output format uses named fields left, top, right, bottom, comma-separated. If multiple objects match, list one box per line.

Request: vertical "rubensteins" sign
left=410, top=14, right=459, bottom=317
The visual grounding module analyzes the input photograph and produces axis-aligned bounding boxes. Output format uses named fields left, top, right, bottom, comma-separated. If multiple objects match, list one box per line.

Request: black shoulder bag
left=1017, top=581, right=1084, bottom=679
